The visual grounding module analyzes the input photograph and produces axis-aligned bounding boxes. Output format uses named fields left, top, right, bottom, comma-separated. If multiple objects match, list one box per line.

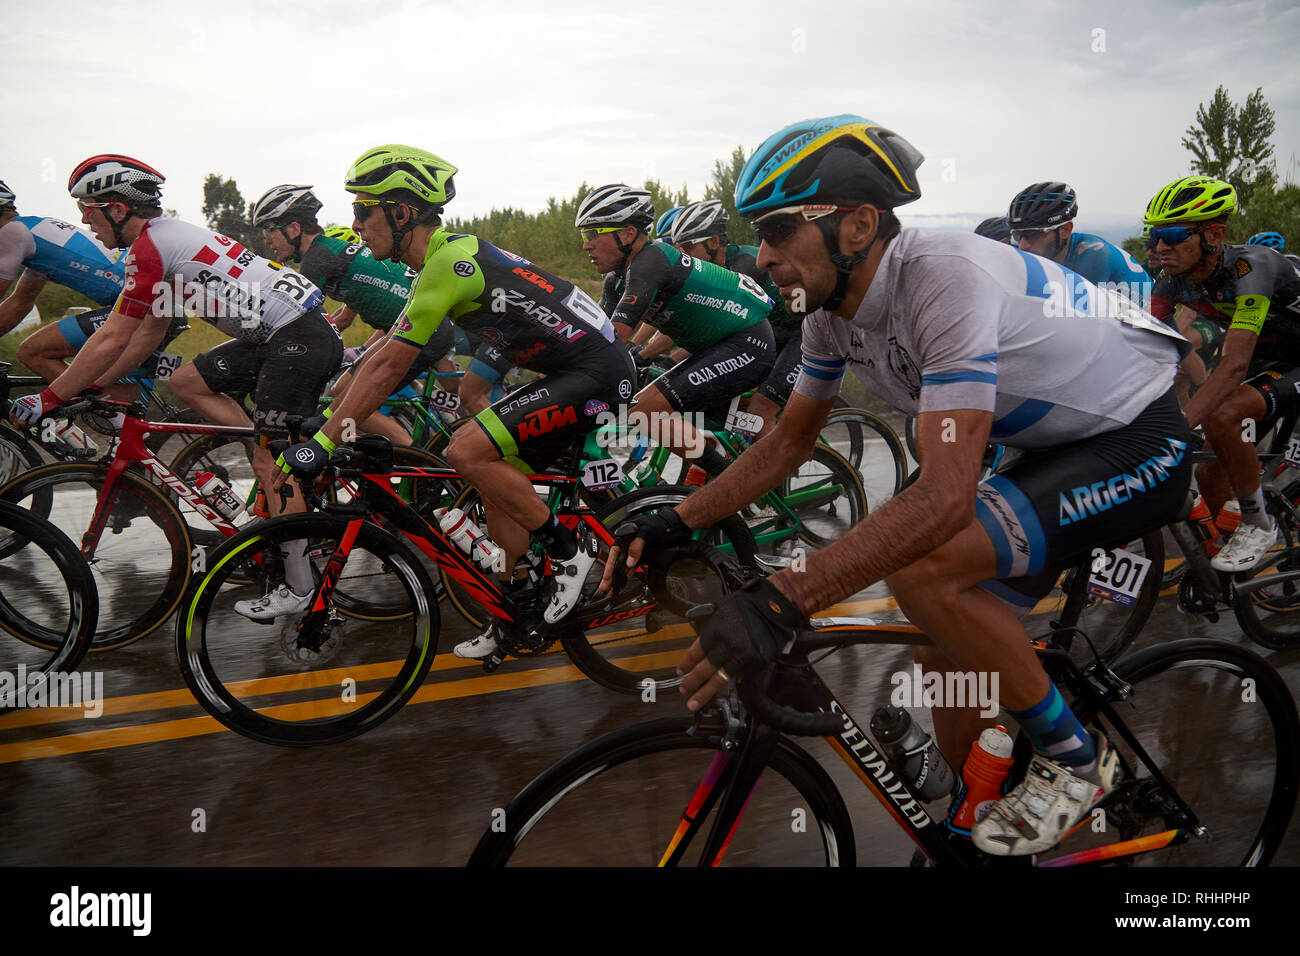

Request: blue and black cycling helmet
left=1248, top=231, right=1286, bottom=250
left=1007, top=182, right=1077, bottom=230
left=974, top=216, right=1011, bottom=243
left=655, top=206, right=683, bottom=239
left=734, top=116, right=923, bottom=311
left=734, top=114, right=924, bottom=218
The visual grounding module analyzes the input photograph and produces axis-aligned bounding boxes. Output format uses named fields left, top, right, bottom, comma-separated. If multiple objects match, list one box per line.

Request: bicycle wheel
left=1043, top=639, right=1299, bottom=866
left=1051, top=529, right=1164, bottom=667
left=176, top=512, right=439, bottom=746
left=1231, top=479, right=1300, bottom=650
left=0, top=423, right=45, bottom=489
left=467, top=715, right=856, bottom=866
left=781, top=445, right=868, bottom=549
left=559, top=493, right=759, bottom=694
left=817, top=408, right=907, bottom=511
left=0, top=462, right=190, bottom=650
left=0, top=501, right=97, bottom=703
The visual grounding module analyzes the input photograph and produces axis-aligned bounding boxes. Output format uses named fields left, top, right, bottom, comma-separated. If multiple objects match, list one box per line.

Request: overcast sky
left=3, top=0, right=1298, bottom=238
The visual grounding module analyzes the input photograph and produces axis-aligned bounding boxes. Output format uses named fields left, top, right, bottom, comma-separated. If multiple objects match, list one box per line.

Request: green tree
left=703, top=146, right=752, bottom=244
left=1182, top=85, right=1277, bottom=207
left=201, top=174, right=263, bottom=251
left=1227, top=183, right=1300, bottom=245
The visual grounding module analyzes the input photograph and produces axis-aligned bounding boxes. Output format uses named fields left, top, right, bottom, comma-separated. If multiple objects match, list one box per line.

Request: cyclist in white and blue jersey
left=0, top=180, right=185, bottom=400
left=607, top=115, right=1194, bottom=858
left=1008, top=181, right=1152, bottom=308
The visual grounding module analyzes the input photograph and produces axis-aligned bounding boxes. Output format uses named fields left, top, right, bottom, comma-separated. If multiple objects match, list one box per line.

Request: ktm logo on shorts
left=517, top=404, right=577, bottom=439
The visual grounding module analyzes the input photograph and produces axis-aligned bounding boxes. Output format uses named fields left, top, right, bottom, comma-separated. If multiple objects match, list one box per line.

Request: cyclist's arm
left=316, top=252, right=475, bottom=447
left=329, top=304, right=357, bottom=331
left=0, top=272, right=46, bottom=337
left=637, top=329, right=675, bottom=360
left=770, top=407, right=991, bottom=614
left=610, top=245, right=670, bottom=338
left=1181, top=303, right=1264, bottom=429
left=53, top=311, right=170, bottom=398
left=320, top=335, right=422, bottom=441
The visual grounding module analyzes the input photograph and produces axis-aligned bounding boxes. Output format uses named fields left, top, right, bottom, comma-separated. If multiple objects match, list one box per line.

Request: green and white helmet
left=344, top=144, right=458, bottom=209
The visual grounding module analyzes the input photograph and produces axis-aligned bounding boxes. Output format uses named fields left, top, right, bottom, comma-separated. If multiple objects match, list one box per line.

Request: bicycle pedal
left=482, top=653, right=504, bottom=673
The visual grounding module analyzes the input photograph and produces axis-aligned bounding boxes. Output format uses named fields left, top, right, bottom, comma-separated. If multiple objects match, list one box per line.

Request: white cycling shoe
left=234, top=584, right=312, bottom=622
left=543, top=528, right=601, bottom=624
left=454, top=622, right=502, bottom=660
left=1210, top=521, right=1278, bottom=572
left=973, top=732, right=1118, bottom=856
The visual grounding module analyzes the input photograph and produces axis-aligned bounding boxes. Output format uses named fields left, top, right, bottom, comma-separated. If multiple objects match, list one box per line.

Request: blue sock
left=1010, top=684, right=1096, bottom=769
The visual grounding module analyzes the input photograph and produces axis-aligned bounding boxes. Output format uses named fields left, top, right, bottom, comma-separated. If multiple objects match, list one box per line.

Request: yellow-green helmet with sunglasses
left=344, top=144, right=457, bottom=209
left=1144, top=176, right=1236, bottom=226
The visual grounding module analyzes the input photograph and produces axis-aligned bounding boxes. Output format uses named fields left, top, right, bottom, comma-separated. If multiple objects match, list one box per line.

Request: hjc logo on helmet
left=85, top=171, right=129, bottom=195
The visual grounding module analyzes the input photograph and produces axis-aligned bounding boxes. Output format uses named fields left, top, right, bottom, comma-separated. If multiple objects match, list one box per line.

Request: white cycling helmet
left=251, top=184, right=322, bottom=227
left=68, top=154, right=165, bottom=206
left=575, top=184, right=654, bottom=230
left=672, top=199, right=729, bottom=243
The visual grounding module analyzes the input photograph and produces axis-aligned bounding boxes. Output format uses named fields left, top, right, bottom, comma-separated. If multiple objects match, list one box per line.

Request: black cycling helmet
left=974, top=216, right=1011, bottom=243
left=1007, top=182, right=1077, bottom=230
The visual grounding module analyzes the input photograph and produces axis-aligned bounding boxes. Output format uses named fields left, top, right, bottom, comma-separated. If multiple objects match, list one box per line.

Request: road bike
left=468, top=550, right=1299, bottom=866
left=0, top=395, right=452, bottom=650
left=175, top=435, right=760, bottom=746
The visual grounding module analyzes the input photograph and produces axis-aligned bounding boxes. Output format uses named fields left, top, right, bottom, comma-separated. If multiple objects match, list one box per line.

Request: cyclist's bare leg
left=445, top=423, right=551, bottom=544
left=885, top=518, right=1050, bottom=769
left=747, top=393, right=781, bottom=440
left=168, top=361, right=251, bottom=427
left=17, top=325, right=137, bottom=403
left=1199, top=385, right=1267, bottom=516
left=630, top=382, right=713, bottom=470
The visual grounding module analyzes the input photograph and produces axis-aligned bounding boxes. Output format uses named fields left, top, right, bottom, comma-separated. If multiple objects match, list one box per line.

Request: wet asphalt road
left=1, top=576, right=1297, bottom=868
left=1, top=420, right=1298, bottom=868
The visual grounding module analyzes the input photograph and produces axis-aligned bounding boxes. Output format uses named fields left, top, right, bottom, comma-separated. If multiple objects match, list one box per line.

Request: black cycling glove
left=613, top=507, right=692, bottom=551
left=700, top=577, right=806, bottom=677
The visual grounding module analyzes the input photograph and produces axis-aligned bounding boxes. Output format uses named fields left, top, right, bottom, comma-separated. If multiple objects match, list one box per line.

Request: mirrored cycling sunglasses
left=579, top=226, right=624, bottom=242
left=1009, top=225, right=1061, bottom=243
left=351, top=198, right=401, bottom=221
left=752, top=204, right=861, bottom=247
left=76, top=199, right=121, bottom=213
left=1147, top=225, right=1202, bottom=246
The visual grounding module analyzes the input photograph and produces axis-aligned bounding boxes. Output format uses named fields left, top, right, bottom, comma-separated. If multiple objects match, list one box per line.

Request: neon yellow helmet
left=323, top=225, right=362, bottom=245
left=344, top=144, right=457, bottom=208
left=1144, top=176, right=1236, bottom=225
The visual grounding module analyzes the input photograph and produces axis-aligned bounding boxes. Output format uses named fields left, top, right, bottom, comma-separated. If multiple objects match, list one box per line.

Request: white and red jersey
left=115, top=217, right=324, bottom=343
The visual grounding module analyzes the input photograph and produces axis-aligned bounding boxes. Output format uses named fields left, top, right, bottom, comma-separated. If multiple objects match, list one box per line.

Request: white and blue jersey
left=795, top=230, right=1194, bottom=588
left=796, top=230, right=1187, bottom=448
left=1061, top=231, right=1152, bottom=308
left=0, top=216, right=125, bottom=306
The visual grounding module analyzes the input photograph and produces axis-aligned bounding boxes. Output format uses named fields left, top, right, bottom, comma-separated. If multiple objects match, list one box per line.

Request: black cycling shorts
left=972, top=389, right=1194, bottom=613
left=475, top=348, right=636, bottom=473
left=1242, top=363, right=1300, bottom=436
left=651, top=321, right=775, bottom=423
left=756, top=326, right=803, bottom=404
left=192, top=310, right=343, bottom=438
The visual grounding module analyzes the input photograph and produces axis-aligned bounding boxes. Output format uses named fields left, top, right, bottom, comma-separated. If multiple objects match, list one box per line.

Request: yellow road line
left=0, top=582, right=1168, bottom=763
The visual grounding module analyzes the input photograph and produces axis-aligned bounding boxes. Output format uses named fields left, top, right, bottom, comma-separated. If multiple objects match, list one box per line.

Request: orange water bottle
left=946, top=725, right=1015, bottom=837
